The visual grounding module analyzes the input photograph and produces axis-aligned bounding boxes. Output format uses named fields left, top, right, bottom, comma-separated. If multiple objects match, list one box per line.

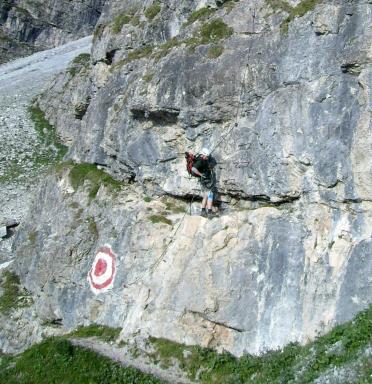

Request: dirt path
left=70, top=337, right=194, bottom=384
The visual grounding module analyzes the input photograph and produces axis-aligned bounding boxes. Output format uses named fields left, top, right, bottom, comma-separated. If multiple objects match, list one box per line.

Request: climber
left=191, top=147, right=217, bottom=218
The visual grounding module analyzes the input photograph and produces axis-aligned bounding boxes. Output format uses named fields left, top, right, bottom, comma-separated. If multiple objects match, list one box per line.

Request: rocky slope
left=0, top=0, right=105, bottom=64
left=2, top=0, right=371, bottom=362
left=0, top=36, right=91, bottom=277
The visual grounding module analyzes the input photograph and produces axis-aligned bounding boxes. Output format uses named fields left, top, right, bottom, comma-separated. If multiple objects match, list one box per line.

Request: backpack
left=185, top=151, right=201, bottom=177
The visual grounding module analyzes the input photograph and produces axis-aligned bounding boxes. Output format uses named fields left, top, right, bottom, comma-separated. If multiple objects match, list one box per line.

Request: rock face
left=6, top=0, right=372, bottom=356
left=0, top=0, right=105, bottom=64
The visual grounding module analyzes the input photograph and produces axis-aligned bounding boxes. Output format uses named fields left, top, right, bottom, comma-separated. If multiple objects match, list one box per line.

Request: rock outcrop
left=0, top=0, right=105, bottom=63
left=4, top=0, right=372, bottom=357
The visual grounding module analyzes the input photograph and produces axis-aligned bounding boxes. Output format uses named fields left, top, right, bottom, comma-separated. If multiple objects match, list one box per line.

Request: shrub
left=148, top=215, right=172, bottom=225
left=145, top=3, right=161, bottom=20
left=112, top=13, right=132, bottom=34
left=198, top=18, right=234, bottom=43
left=58, top=162, right=122, bottom=201
left=67, top=53, right=91, bottom=77
left=183, top=7, right=216, bottom=27
left=0, top=271, right=33, bottom=314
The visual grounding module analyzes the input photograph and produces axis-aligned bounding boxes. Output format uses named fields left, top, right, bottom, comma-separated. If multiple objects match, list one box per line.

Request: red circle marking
left=89, top=246, right=116, bottom=290
left=94, top=258, right=107, bottom=276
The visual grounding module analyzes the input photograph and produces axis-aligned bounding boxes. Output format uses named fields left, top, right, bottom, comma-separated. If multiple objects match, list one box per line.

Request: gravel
left=0, top=35, right=92, bottom=261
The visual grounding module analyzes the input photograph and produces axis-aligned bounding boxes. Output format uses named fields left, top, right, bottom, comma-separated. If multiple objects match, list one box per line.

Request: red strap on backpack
left=185, top=151, right=199, bottom=177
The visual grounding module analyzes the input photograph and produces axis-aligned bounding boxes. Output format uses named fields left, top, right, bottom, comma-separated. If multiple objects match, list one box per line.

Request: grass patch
left=111, top=10, right=141, bottom=34
left=148, top=215, right=172, bottom=226
left=0, top=271, right=33, bottom=314
left=67, top=53, right=91, bottom=77
left=69, top=324, right=121, bottom=343
left=127, top=45, right=154, bottom=61
left=207, top=44, right=224, bottom=58
left=0, top=338, right=164, bottom=384
left=131, top=15, right=141, bottom=26
left=71, top=53, right=91, bottom=66
left=112, top=13, right=132, bottom=33
left=152, top=37, right=182, bottom=59
left=197, top=18, right=234, bottom=44
left=280, top=0, right=320, bottom=34
left=183, top=7, right=216, bottom=27
left=144, top=196, right=152, bottom=203
left=152, top=19, right=232, bottom=60
left=266, top=0, right=293, bottom=14
left=164, top=199, right=186, bottom=214
left=29, top=106, right=68, bottom=165
left=145, top=2, right=161, bottom=20
left=149, top=306, right=372, bottom=383
left=58, top=162, right=122, bottom=201
left=111, top=44, right=154, bottom=69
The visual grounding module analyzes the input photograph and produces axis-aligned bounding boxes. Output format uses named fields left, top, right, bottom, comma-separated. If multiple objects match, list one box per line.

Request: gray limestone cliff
left=0, top=0, right=106, bottom=64
left=3, top=0, right=372, bottom=360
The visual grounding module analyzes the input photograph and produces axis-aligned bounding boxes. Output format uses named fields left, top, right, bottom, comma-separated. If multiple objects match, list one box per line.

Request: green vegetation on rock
left=198, top=18, right=234, bottom=43
left=0, top=271, right=33, bottom=314
left=222, top=0, right=240, bottom=13
left=93, top=23, right=106, bottom=41
left=149, top=306, right=372, bottom=383
left=27, top=230, right=37, bottom=244
left=0, top=338, right=164, bottom=384
left=69, top=324, right=122, bottom=343
left=207, top=44, right=224, bottom=58
left=0, top=30, right=13, bottom=43
left=266, top=0, right=293, bottom=14
left=28, top=106, right=68, bottom=165
left=87, top=216, right=99, bottom=239
left=0, top=105, right=68, bottom=183
left=164, top=198, right=186, bottom=214
left=112, top=11, right=140, bottom=33
left=114, top=16, right=233, bottom=65
left=145, top=2, right=161, bottom=20
left=148, top=215, right=173, bottom=226
left=0, top=161, right=23, bottom=183
left=127, top=44, right=154, bottom=61
left=142, top=73, right=154, bottom=82
left=57, top=162, right=122, bottom=201
left=266, top=0, right=321, bottom=34
left=112, top=13, right=132, bottom=33
left=282, top=0, right=320, bottom=33
left=183, top=7, right=216, bottom=27
left=67, top=53, right=91, bottom=77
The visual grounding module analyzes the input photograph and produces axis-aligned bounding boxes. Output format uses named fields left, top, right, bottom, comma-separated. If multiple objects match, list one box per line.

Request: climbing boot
left=200, top=208, right=207, bottom=217
left=207, top=209, right=218, bottom=219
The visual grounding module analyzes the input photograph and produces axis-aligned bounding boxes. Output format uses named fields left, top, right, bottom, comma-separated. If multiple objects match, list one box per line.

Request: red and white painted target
left=88, top=245, right=117, bottom=295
